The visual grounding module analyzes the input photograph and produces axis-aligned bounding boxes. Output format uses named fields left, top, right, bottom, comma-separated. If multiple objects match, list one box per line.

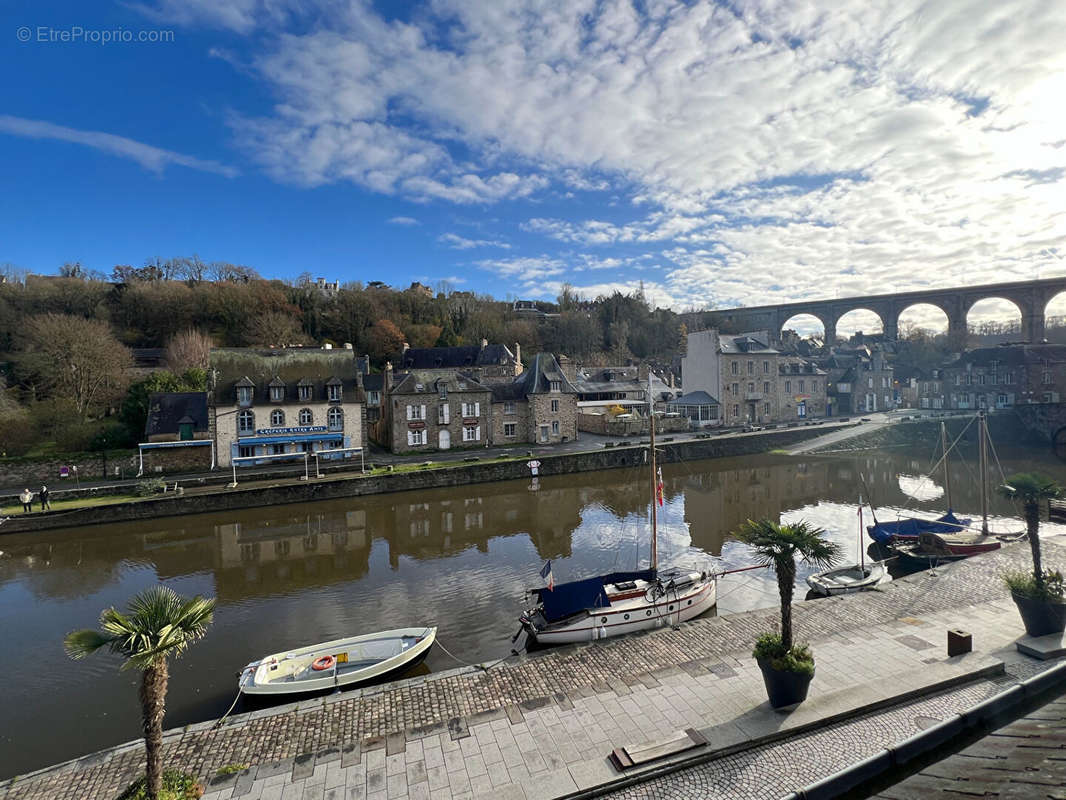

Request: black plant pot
left=756, top=657, right=814, bottom=709
left=1012, top=591, right=1066, bottom=637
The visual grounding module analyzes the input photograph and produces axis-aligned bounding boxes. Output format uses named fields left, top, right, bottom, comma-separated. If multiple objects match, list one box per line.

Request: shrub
left=136, top=478, right=166, bottom=497
left=752, top=633, right=815, bottom=677
left=116, top=769, right=203, bottom=800
left=1004, top=569, right=1066, bottom=601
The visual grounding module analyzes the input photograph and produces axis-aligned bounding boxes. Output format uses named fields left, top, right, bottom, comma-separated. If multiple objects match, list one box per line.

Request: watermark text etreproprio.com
left=16, top=26, right=175, bottom=44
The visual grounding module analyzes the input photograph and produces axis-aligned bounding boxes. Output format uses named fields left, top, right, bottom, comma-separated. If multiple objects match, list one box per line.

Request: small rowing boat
left=238, top=627, right=436, bottom=695
left=807, top=497, right=891, bottom=596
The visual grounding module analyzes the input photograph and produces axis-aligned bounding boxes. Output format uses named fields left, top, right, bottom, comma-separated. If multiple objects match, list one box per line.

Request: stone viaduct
left=706, top=277, right=1066, bottom=344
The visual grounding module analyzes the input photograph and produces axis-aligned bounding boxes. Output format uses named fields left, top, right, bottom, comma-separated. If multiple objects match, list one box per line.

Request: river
left=2, top=444, right=1065, bottom=778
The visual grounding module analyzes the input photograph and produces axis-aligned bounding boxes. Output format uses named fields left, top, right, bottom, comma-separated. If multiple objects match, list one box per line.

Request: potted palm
left=998, top=472, right=1066, bottom=637
left=65, top=585, right=215, bottom=800
left=735, top=519, right=842, bottom=708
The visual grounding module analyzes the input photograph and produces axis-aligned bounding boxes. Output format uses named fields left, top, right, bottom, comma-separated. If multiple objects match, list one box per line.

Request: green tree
left=734, top=519, right=841, bottom=650
left=64, top=586, right=215, bottom=800
left=999, top=473, right=1062, bottom=590
left=121, top=371, right=204, bottom=441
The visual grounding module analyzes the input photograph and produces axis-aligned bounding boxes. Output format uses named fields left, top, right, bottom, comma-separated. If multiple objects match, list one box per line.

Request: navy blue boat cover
left=534, top=569, right=656, bottom=623
left=867, top=511, right=970, bottom=544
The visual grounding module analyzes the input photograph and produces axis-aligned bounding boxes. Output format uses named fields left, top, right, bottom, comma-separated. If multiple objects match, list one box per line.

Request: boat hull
left=806, top=562, right=889, bottom=596
left=525, top=578, right=716, bottom=645
left=239, top=627, right=436, bottom=696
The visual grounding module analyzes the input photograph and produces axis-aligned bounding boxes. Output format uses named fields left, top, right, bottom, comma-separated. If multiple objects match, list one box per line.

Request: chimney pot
left=481, top=338, right=488, bottom=349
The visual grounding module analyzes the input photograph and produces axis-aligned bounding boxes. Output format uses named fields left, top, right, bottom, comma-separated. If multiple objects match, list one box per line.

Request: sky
left=3, top=0, right=1066, bottom=335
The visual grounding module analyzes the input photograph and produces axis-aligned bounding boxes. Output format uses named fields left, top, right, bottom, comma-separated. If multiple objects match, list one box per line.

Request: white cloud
left=0, top=115, right=237, bottom=177
left=145, top=0, right=1066, bottom=307
left=387, top=216, right=419, bottom=225
left=476, top=255, right=567, bottom=283
left=437, top=233, right=510, bottom=250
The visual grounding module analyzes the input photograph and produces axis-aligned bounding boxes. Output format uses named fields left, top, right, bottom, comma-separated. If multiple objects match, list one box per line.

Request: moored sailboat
left=518, top=383, right=717, bottom=646
left=807, top=499, right=891, bottom=596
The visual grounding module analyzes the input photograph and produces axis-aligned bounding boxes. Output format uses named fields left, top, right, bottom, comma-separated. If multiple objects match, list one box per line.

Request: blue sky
left=3, top=0, right=1066, bottom=332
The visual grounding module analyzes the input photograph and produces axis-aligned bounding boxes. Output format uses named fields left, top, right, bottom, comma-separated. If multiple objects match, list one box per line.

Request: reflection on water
left=2, top=445, right=1065, bottom=777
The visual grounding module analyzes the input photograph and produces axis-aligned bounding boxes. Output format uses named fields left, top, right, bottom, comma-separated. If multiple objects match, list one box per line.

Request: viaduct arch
left=706, top=277, right=1066, bottom=344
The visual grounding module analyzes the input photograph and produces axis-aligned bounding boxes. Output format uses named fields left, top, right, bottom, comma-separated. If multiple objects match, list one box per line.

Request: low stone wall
left=577, top=413, right=690, bottom=437
left=0, top=427, right=828, bottom=535
left=0, top=453, right=138, bottom=488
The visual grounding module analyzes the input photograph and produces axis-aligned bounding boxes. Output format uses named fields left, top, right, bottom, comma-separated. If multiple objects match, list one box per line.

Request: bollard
left=948, top=629, right=972, bottom=656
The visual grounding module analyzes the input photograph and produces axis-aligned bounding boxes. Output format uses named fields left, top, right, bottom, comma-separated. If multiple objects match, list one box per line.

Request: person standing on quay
left=20, top=488, right=33, bottom=513
left=39, top=485, right=50, bottom=511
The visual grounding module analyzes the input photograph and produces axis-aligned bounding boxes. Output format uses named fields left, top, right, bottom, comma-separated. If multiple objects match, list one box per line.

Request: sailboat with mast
left=518, top=385, right=717, bottom=646
left=866, top=421, right=971, bottom=545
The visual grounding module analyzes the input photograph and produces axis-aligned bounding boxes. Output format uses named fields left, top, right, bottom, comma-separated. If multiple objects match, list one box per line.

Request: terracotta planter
left=756, top=657, right=814, bottom=709
left=1012, top=591, right=1066, bottom=637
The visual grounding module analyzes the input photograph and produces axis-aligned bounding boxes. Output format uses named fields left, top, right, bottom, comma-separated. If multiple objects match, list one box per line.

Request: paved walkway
left=4, top=538, right=1062, bottom=800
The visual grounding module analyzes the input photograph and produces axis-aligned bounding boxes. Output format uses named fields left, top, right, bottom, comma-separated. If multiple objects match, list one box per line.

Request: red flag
left=656, top=467, right=664, bottom=507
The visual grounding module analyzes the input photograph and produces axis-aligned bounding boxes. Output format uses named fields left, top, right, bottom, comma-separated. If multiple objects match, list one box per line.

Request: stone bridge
left=706, top=277, right=1066, bottom=344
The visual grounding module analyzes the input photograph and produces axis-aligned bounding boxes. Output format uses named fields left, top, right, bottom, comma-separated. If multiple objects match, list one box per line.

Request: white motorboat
left=519, top=378, right=717, bottom=646
left=239, top=627, right=436, bottom=695
left=807, top=498, right=891, bottom=596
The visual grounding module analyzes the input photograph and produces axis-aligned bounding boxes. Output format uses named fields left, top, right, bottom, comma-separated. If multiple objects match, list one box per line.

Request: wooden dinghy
left=806, top=561, right=889, bottom=596
left=238, top=627, right=436, bottom=696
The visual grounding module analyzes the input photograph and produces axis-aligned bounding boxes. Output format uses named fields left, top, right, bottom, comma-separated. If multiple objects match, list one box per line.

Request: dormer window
left=550, top=380, right=561, bottom=393
left=326, top=376, right=343, bottom=402
left=268, top=376, right=285, bottom=403
left=236, top=377, right=255, bottom=407
left=438, top=383, right=448, bottom=400
left=298, top=378, right=314, bottom=402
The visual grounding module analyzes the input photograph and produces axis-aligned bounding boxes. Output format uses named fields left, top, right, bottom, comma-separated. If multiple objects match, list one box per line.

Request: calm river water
left=3, top=445, right=1066, bottom=777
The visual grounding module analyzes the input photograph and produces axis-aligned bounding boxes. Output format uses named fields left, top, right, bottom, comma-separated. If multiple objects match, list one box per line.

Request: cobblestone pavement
left=873, top=686, right=1066, bottom=799
left=3, top=539, right=1061, bottom=800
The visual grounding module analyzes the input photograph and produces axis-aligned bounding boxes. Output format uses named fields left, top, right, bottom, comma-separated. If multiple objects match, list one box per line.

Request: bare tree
left=18, top=313, right=133, bottom=420
left=244, top=311, right=309, bottom=347
left=165, top=329, right=213, bottom=373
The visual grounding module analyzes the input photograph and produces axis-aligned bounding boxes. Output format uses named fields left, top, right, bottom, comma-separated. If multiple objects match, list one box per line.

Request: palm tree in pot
left=65, top=585, right=215, bottom=800
left=998, top=472, right=1065, bottom=637
left=735, top=518, right=841, bottom=708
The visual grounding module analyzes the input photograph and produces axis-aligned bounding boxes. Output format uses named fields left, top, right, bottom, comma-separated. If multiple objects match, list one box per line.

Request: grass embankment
left=2, top=493, right=144, bottom=516
left=811, top=413, right=1030, bottom=455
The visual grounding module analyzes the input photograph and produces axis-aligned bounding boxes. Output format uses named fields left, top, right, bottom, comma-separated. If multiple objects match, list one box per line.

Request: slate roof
left=948, top=343, right=1066, bottom=369
left=719, top=332, right=777, bottom=354
left=491, top=353, right=577, bottom=402
left=389, top=370, right=489, bottom=395
left=669, top=390, right=719, bottom=406
left=145, top=392, right=208, bottom=437
left=398, top=343, right=517, bottom=370
left=571, top=367, right=673, bottom=401
left=209, top=348, right=361, bottom=405
left=362, top=373, right=384, bottom=391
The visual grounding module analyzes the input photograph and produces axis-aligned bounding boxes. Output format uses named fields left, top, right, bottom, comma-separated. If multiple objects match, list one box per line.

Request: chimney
left=638, top=362, right=650, bottom=381
left=402, top=342, right=410, bottom=353
left=514, top=342, right=522, bottom=366
left=384, top=361, right=393, bottom=390
left=558, top=354, right=577, bottom=383
left=480, top=337, right=488, bottom=349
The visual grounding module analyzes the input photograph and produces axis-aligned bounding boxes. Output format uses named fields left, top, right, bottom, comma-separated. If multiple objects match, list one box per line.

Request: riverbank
left=0, top=425, right=835, bottom=534
left=4, top=538, right=1061, bottom=800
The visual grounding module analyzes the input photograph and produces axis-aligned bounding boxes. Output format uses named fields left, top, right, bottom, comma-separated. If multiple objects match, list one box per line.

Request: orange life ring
left=311, top=655, right=335, bottom=671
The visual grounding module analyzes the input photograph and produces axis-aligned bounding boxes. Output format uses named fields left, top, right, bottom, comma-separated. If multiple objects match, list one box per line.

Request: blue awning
left=238, top=432, right=344, bottom=445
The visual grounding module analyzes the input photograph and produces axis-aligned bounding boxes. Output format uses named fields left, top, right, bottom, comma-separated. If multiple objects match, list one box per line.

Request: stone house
left=934, top=343, right=1066, bottom=410
left=681, top=329, right=783, bottom=426
left=777, top=359, right=829, bottom=419
left=490, top=352, right=578, bottom=445
left=820, top=345, right=895, bottom=414
left=384, top=368, right=493, bottom=453
left=138, top=391, right=214, bottom=474
left=208, top=348, right=364, bottom=468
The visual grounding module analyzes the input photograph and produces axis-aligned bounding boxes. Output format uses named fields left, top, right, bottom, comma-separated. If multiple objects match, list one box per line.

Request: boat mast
left=940, top=422, right=953, bottom=510
left=649, top=374, right=658, bottom=572
left=858, top=495, right=865, bottom=573
left=978, top=411, right=989, bottom=534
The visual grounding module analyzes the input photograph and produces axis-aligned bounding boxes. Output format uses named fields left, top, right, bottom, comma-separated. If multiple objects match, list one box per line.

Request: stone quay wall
left=0, top=427, right=827, bottom=535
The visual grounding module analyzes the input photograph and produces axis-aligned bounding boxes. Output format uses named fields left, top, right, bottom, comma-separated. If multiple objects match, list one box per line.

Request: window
left=799, top=380, right=805, bottom=393
left=438, top=384, right=448, bottom=399
left=551, top=399, right=559, bottom=413
left=238, top=410, right=255, bottom=433
left=438, top=404, right=450, bottom=425
left=299, top=408, right=313, bottom=425
left=966, top=373, right=973, bottom=386
left=763, top=381, right=770, bottom=393
left=763, top=361, right=769, bottom=374
left=747, top=361, right=754, bottom=375
left=1005, top=372, right=1014, bottom=385
left=785, top=380, right=791, bottom=393
left=463, top=425, right=481, bottom=442
left=504, top=401, right=516, bottom=415
left=408, top=404, right=425, bottom=421
left=238, top=445, right=255, bottom=459
left=328, top=407, right=343, bottom=431
left=328, top=384, right=341, bottom=402
left=407, top=429, right=426, bottom=446
left=299, top=384, right=313, bottom=401
left=270, top=385, right=284, bottom=402
left=503, top=422, right=517, bottom=437
left=764, top=403, right=770, bottom=415
left=552, top=420, right=559, bottom=436
left=367, top=390, right=381, bottom=405
left=747, top=382, right=754, bottom=393
left=732, top=404, right=739, bottom=418
left=731, top=361, right=738, bottom=376
left=539, top=425, right=549, bottom=442
left=237, top=386, right=253, bottom=407
left=462, top=402, right=481, bottom=417
left=550, top=380, right=561, bottom=392
left=868, top=377, right=874, bottom=388
left=731, top=382, right=739, bottom=395
left=271, top=444, right=286, bottom=455
left=270, top=409, right=285, bottom=427
left=1044, top=371, right=1054, bottom=385
left=998, top=393, right=1008, bottom=406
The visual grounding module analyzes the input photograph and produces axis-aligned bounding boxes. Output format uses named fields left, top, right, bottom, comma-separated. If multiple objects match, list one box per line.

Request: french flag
left=540, top=560, right=555, bottom=592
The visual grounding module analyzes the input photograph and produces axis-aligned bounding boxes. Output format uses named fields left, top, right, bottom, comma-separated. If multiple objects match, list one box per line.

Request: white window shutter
left=474, top=402, right=480, bottom=417
left=444, top=405, right=450, bottom=423
left=420, top=404, right=426, bottom=420
left=406, top=405, right=413, bottom=421
left=475, top=426, right=481, bottom=441
left=407, top=430, right=414, bottom=445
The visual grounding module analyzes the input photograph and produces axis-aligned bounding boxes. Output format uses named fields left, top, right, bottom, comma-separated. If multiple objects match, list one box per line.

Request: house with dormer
left=208, top=348, right=364, bottom=468
left=382, top=368, right=492, bottom=453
